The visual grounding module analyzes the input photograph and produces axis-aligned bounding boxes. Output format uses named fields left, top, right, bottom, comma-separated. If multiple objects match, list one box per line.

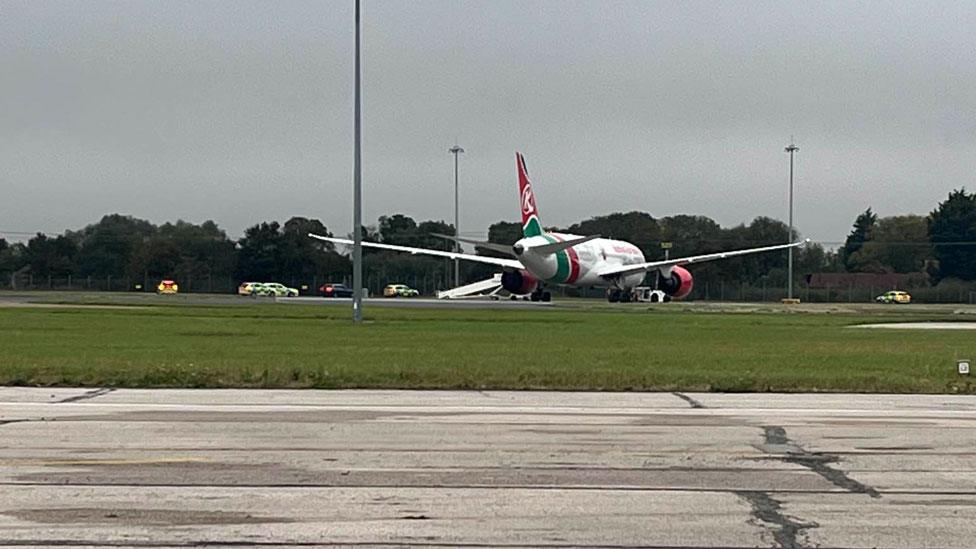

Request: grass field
left=1, top=295, right=975, bottom=393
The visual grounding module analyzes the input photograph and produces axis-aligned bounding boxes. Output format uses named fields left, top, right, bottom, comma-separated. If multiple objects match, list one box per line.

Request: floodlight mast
left=785, top=139, right=799, bottom=300
left=352, top=0, right=363, bottom=323
left=449, top=145, right=464, bottom=287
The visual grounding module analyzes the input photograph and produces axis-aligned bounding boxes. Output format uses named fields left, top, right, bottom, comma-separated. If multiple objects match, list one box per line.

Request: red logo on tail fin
left=521, top=186, right=536, bottom=217
left=516, top=152, right=539, bottom=225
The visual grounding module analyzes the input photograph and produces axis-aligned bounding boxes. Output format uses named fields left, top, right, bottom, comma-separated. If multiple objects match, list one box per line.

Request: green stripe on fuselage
left=542, top=234, right=570, bottom=283
left=522, top=217, right=543, bottom=237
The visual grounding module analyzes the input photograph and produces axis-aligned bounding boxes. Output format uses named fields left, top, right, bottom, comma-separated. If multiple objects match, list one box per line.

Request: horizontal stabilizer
left=431, top=233, right=516, bottom=257
left=528, top=234, right=600, bottom=256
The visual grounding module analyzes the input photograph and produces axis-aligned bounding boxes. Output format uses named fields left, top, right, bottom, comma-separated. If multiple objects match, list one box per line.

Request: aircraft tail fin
left=516, top=152, right=544, bottom=237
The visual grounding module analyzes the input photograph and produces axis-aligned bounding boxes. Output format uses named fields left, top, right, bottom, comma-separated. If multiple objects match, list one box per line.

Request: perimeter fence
left=1, top=273, right=453, bottom=299
left=3, top=274, right=976, bottom=304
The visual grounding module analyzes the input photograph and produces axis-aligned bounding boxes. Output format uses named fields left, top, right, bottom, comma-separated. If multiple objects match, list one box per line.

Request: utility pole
left=785, top=139, right=799, bottom=301
left=352, top=0, right=363, bottom=323
left=449, top=145, right=464, bottom=287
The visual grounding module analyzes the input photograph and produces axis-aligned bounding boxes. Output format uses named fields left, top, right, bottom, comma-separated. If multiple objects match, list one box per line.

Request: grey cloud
left=2, top=1, right=974, bottom=246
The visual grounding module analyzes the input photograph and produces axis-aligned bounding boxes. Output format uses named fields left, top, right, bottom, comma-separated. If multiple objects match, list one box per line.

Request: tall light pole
left=785, top=140, right=799, bottom=301
left=449, top=145, right=464, bottom=287
left=351, top=0, right=363, bottom=323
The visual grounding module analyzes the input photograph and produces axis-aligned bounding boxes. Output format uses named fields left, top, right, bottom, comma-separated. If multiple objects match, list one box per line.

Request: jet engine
left=657, top=265, right=694, bottom=299
left=501, top=270, right=539, bottom=295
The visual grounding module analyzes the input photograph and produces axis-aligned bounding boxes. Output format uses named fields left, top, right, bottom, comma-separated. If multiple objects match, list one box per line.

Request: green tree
left=74, top=214, right=156, bottom=278
left=283, top=217, right=332, bottom=251
left=795, top=241, right=833, bottom=276
left=840, top=208, right=877, bottom=271
left=236, top=218, right=351, bottom=284
left=125, top=220, right=237, bottom=284
left=236, top=221, right=282, bottom=281
left=929, top=189, right=976, bottom=281
left=378, top=214, right=419, bottom=246
left=132, top=235, right=181, bottom=280
left=281, top=217, right=349, bottom=280
left=0, top=239, right=27, bottom=283
left=416, top=220, right=455, bottom=251
left=487, top=221, right=522, bottom=245
left=658, top=215, right=723, bottom=257
left=848, top=215, right=933, bottom=274
left=722, top=217, right=790, bottom=283
left=566, top=211, right=660, bottom=257
left=25, top=233, right=78, bottom=277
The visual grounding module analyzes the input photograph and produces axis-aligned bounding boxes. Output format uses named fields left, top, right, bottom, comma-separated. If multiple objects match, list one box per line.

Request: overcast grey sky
left=2, top=1, right=974, bottom=245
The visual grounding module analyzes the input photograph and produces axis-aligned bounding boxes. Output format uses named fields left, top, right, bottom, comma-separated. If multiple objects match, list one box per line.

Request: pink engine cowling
left=501, top=270, right=539, bottom=295
left=659, top=265, right=694, bottom=299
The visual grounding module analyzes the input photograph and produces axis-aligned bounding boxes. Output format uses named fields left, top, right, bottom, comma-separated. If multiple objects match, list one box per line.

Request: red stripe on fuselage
left=552, top=234, right=581, bottom=284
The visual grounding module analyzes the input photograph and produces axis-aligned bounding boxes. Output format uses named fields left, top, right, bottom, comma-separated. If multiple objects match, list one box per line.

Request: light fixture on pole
left=449, top=145, right=464, bottom=288
left=785, top=139, right=799, bottom=300
left=351, top=0, right=363, bottom=323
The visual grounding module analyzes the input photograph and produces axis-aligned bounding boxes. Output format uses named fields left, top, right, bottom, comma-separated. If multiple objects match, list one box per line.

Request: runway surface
left=4, top=290, right=976, bottom=313
left=2, top=388, right=976, bottom=548
left=286, top=295, right=554, bottom=308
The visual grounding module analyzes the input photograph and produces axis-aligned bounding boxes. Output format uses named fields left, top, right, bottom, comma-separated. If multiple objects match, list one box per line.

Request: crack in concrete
left=737, top=490, right=818, bottom=549
left=57, top=388, right=115, bottom=403
left=761, top=425, right=881, bottom=499
left=0, top=419, right=30, bottom=427
left=789, top=454, right=881, bottom=498
left=671, top=392, right=705, bottom=409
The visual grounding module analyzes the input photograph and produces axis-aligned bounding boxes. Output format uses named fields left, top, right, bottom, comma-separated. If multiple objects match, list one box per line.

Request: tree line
left=2, top=188, right=974, bottom=292
left=838, top=189, right=976, bottom=283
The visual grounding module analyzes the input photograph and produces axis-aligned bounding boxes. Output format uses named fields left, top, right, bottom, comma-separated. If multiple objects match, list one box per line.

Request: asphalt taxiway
left=5, top=291, right=976, bottom=314
left=2, top=388, right=976, bottom=548
left=286, top=295, right=554, bottom=308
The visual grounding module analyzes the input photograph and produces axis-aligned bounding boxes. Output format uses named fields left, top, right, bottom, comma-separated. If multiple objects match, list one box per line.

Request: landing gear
left=530, top=289, right=552, bottom=302
left=607, top=289, right=633, bottom=303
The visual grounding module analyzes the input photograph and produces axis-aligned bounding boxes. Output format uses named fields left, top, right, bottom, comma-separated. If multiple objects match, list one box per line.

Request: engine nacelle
left=501, top=270, right=539, bottom=295
left=658, top=265, right=694, bottom=300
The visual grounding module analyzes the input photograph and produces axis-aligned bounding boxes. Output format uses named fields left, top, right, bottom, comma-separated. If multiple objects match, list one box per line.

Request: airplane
left=310, top=152, right=805, bottom=303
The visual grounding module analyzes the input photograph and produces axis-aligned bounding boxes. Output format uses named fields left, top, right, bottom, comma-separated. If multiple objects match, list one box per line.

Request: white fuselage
left=515, top=233, right=648, bottom=289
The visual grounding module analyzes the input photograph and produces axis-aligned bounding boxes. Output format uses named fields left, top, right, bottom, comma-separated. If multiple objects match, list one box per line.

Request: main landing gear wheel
left=608, top=289, right=633, bottom=303
left=530, top=289, right=551, bottom=302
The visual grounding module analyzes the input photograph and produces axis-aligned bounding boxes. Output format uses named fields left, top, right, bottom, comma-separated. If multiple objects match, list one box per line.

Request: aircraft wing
left=308, top=233, right=525, bottom=269
left=597, top=240, right=808, bottom=279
